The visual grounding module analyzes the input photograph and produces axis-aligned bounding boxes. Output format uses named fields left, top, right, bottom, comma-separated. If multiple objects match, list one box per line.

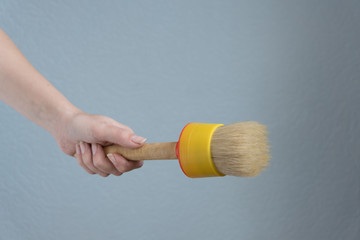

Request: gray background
left=0, top=0, right=359, bottom=239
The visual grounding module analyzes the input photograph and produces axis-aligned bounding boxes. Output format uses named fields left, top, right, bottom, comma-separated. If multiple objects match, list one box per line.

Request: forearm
left=0, top=29, right=80, bottom=135
left=0, top=30, right=146, bottom=177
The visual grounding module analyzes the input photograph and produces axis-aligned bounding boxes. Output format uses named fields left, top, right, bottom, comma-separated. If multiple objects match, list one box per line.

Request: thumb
left=102, top=125, right=146, bottom=148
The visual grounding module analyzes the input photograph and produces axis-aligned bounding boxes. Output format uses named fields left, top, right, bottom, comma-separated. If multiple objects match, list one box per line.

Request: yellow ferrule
left=177, top=123, right=225, bottom=178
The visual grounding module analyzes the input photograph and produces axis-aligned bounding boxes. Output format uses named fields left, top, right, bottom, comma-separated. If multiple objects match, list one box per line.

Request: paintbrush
left=104, top=122, right=270, bottom=178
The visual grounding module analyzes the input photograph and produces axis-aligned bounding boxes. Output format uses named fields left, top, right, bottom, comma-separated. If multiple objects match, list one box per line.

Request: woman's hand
left=0, top=29, right=145, bottom=177
left=53, top=111, right=146, bottom=177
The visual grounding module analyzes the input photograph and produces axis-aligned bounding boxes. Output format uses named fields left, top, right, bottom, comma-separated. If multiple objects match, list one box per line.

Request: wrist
left=47, top=103, right=83, bottom=138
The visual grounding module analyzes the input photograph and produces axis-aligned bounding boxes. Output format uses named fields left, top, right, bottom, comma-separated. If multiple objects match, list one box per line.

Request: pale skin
left=0, top=29, right=146, bottom=177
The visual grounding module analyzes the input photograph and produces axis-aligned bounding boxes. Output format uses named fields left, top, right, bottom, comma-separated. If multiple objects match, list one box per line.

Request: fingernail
left=107, top=153, right=116, bottom=164
left=75, top=144, right=80, bottom=155
left=131, top=135, right=147, bottom=144
left=91, top=143, right=97, bottom=155
left=80, top=141, right=86, bottom=154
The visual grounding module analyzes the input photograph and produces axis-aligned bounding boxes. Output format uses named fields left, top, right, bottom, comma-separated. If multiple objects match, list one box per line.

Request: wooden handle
left=103, top=142, right=178, bottom=161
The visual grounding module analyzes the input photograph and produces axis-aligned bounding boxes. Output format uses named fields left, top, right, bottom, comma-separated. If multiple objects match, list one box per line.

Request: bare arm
left=0, top=29, right=146, bottom=177
left=0, top=29, right=78, bottom=134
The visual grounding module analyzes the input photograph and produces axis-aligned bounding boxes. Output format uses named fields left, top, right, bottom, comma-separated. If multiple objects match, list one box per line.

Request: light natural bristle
left=211, top=122, right=270, bottom=177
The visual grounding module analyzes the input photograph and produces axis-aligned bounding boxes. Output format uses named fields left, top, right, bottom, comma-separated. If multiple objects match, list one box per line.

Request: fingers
left=75, top=144, right=95, bottom=175
left=74, top=141, right=144, bottom=177
left=92, top=143, right=123, bottom=176
left=107, top=153, right=144, bottom=173
left=77, top=142, right=109, bottom=177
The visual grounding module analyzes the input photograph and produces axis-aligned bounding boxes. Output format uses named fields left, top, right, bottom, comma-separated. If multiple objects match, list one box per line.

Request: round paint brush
left=104, top=122, right=270, bottom=178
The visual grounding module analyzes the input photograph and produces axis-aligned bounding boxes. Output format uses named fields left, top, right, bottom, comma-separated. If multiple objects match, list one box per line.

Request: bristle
left=211, top=122, right=270, bottom=177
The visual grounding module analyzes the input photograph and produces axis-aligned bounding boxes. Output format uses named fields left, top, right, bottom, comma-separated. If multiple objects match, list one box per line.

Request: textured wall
left=0, top=1, right=359, bottom=239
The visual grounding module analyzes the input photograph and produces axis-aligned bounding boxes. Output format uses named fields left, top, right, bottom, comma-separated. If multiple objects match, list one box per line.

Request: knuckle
left=76, top=158, right=96, bottom=175
left=93, top=158, right=108, bottom=171
left=84, top=169, right=96, bottom=175
left=120, top=161, right=132, bottom=172
left=81, top=158, right=96, bottom=172
left=136, top=161, right=144, bottom=168
left=112, top=172, right=123, bottom=176
left=117, top=128, right=131, bottom=141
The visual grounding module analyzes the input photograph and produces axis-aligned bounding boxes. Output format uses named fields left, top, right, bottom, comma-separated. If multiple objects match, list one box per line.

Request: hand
left=0, top=29, right=145, bottom=177
left=53, top=111, right=146, bottom=177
